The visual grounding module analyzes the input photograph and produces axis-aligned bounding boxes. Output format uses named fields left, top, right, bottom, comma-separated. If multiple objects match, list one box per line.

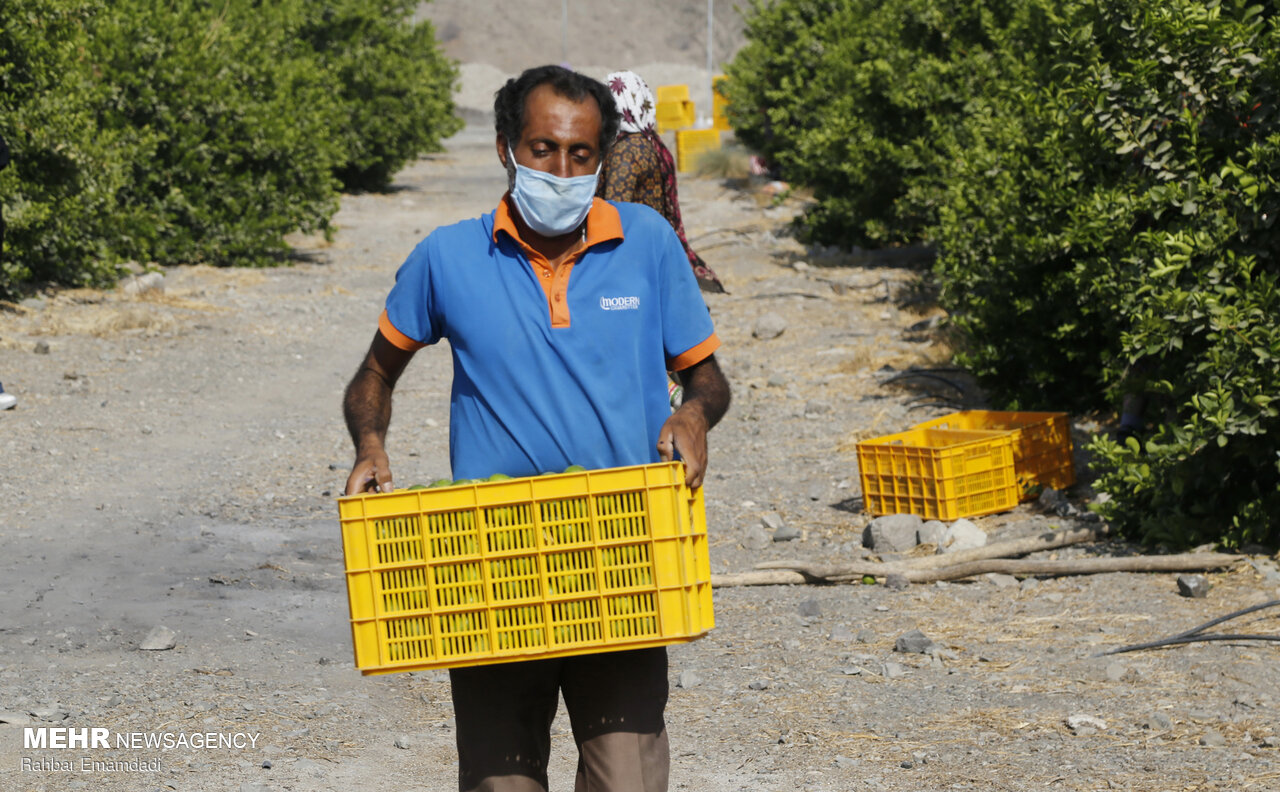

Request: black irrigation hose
left=1097, top=599, right=1280, bottom=656
left=1099, top=633, right=1280, bottom=656
left=1165, top=598, right=1280, bottom=641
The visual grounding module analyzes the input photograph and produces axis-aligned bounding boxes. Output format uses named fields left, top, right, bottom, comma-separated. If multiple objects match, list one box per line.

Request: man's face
left=499, top=83, right=603, bottom=186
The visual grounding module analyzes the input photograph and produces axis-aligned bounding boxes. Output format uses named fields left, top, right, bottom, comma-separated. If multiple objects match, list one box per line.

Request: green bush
left=724, top=0, right=1058, bottom=248
left=932, top=1, right=1280, bottom=547
left=299, top=0, right=462, bottom=191
left=0, top=0, right=461, bottom=294
left=0, top=0, right=132, bottom=293
left=92, top=0, right=346, bottom=268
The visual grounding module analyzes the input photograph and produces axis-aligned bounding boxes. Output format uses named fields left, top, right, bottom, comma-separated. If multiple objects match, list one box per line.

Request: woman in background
left=600, top=70, right=724, bottom=293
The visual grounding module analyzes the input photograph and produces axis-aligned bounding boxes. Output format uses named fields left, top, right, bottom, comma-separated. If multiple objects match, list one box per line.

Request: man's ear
left=496, top=134, right=509, bottom=168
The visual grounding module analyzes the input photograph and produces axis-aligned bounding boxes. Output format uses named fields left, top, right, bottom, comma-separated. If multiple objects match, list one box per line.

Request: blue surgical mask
left=507, top=146, right=600, bottom=237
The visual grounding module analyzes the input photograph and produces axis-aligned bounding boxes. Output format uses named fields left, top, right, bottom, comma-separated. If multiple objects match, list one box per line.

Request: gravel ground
left=2, top=125, right=1280, bottom=792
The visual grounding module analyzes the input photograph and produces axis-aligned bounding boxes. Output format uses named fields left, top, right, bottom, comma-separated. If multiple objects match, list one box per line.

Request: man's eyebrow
left=525, top=137, right=596, bottom=151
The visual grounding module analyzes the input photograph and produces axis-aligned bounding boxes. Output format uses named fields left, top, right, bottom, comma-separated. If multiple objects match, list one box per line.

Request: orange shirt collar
left=492, top=194, right=624, bottom=252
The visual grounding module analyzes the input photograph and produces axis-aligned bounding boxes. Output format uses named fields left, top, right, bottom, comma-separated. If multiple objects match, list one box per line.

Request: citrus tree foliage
left=299, top=1, right=462, bottom=191
left=724, top=0, right=1057, bottom=247
left=933, top=1, right=1279, bottom=546
left=91, top=0, right=346, bottom=268
left=0, top=0, right=461, bottom=294
left=0, top=0, right=131, bottom=289
left=730, top=0, right=1279, bottom=546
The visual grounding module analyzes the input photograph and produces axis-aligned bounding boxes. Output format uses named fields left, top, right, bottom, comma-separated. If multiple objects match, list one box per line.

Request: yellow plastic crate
left=712, top=75, right=731, bottom=132
left=856, top=428, right=1019, bottom=521
left=912, top=410, right=1075, bottom=500
left=676, top=128, right=721, bottom=172
left=655, top=84, right=695, bottom=133
left=655, top=84, right=690, bottom=104
left=338, top=462, right=713, bottom=675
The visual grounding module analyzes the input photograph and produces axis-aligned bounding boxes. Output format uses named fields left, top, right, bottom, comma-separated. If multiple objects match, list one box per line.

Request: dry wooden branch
left=711, top=570, right=810, bottom=587
left=755, top=525, right=1109, bottom=578
left=711, top=551, right=1243, bottom=588
left=838, top=552, right=1243, bottom=584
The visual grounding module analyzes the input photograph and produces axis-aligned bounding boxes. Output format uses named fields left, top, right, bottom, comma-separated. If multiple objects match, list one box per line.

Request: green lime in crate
left=338, top=461, right=713, bottom=675
left=856, top=428, right=1019, bottom=521
left=912, top=410, right=1075, bottom=500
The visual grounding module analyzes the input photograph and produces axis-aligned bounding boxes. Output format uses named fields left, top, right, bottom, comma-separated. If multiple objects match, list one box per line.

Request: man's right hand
left=343, top=331, right=417, bottom=496
left=346, top=447, right=394, bottom=495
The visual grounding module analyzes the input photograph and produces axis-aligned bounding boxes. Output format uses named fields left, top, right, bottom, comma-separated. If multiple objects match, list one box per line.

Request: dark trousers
left=449, top=647, right=670, bottom=792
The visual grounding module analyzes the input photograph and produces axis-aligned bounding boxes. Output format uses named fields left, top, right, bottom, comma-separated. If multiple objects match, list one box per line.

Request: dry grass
left=693, top=146, right=755, bottom=180
left=181, top=264, right=269, bottom=288
left=1, top=277, right=229, bottom=341
left=35, top=303, right=180, bottom=337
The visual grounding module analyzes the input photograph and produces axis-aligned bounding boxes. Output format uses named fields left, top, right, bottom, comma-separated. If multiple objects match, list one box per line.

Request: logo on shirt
left=599, top=295, right=640, bottom=311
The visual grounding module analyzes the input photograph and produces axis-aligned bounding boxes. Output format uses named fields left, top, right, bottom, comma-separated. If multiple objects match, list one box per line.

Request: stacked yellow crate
left=855, top=411, right=1074, bottom=519
left=675, top=128, right=721, bottom=172
left=712, top=75, right=731, bottom=132
left=655, top=84, right=695, bottom=133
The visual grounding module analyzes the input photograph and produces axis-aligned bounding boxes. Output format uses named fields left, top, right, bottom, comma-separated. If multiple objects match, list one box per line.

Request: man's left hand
left=657, top=406, right=711, bottom=488
left=656, top=354, right=731, bottom=489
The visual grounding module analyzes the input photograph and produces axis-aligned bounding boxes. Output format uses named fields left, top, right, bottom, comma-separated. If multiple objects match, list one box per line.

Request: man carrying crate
left=342, top=65, right=730, bottom=792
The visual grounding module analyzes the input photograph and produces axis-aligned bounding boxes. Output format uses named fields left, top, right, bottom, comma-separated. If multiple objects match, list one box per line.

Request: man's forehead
left=521, top=85, right=601, bottom=139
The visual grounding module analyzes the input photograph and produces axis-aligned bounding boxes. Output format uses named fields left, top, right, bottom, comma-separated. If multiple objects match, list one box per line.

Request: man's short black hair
left=494, top=65, right=620, bottom=156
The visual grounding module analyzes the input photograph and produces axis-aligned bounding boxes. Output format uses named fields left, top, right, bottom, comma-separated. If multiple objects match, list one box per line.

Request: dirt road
left=2, top=126, right=1279, bottom=792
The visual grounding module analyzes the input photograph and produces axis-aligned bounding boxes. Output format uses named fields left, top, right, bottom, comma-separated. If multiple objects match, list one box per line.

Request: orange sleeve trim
left=378, top=310, right=427, bottom=351
left=668, top=333, right=721, bottom=371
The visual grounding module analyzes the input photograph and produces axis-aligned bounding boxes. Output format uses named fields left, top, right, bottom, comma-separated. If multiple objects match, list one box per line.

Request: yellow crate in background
left=676, top=128, right=721, bottom=172
left=655, top=84, right=690, bottom=104
left=912, top=410, right=1075, bottom=500
left=655, top=84, right=695, bottom=133
left=856, top=428, right=1019, bottom=521
left=338, top=462, right=713, bottom=675
left=712, top=75, right=731, bottom=132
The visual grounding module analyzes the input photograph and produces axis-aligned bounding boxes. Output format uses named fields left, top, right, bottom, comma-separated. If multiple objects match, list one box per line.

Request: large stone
left=122, top=272, right=165, bottom=297
left=828, top=625, right=855, bottom=642
left=940, top=519, right=987, bottom=554
left=762, top=512, right=799, bottom=542
left=752, top=313, right=788, bottom=340
left=1177, top=574, right=1210, bottom=598
left=894, top=629, right=936, bottom=654
left=1066, top=714, right=1107, bottom=733
left=986, top=573, right=1019, bottom=590
left=742, top=524, right=771, bottom=550
left=0, top=712, right=33, bottom=725
left=862, top=514, right=922, bottom=553
left=772, top=523, right=800, bottom=542
left=139, top=625, right=177, bottom=651
left=1200, top=730, right=1226, bottom=747
left=1144, top=712, right=1174, bottom=731
left=917, top=520, right=946, bottom=548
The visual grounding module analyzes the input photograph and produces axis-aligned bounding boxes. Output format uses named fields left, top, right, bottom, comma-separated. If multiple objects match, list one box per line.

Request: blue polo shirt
left=379, top=197, right=719, bottom=480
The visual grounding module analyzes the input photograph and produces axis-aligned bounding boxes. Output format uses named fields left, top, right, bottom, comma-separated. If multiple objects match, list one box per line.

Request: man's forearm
left=343, top=366, right=394, bottom=455
left=677, top=355, right=730, bottom=430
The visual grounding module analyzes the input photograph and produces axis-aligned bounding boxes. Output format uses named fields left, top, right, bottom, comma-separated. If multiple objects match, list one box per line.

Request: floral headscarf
left=606, top=71, right=656, bottom=136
